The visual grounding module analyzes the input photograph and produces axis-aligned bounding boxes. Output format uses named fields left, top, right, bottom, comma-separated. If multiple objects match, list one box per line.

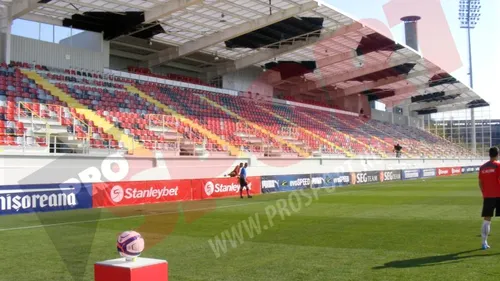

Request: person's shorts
left=239, top=178, right=247, bottom=188
left=482, top=198, right=500, bottom=217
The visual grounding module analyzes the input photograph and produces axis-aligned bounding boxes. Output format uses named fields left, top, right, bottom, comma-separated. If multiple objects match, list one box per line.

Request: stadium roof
left=0, top=0, right=486, bottom=113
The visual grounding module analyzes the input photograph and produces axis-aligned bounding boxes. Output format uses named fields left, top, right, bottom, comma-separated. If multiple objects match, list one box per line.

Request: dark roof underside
left=225, top=17, right=323, bottom=49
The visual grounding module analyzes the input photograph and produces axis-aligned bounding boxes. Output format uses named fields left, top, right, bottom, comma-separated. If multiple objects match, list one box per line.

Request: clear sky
left=11, top=20, right=82, bottom=44
left=9, top=0, right=499, bottom=119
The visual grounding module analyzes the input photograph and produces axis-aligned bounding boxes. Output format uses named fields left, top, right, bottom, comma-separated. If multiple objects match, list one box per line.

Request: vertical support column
left=434, top=116, right=438, bottom=136
left=0, top=4, right=12, bottom=64
left=442, top=112, right=445, bottom=139
left=450, top=115, right=453, bottom=143
left=389, top=108, right=394, bottom=124
left=5, top=15, right=12, bottom=64
left=471, top=108, right=476, bottom=153
left=0, top=5, right=6, bottom=63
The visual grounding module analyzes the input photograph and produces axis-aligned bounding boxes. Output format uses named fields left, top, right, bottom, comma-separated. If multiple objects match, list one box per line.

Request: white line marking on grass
left=0, top=183, right=397, bottom=233
left=0, top=201, right=264, bottom=232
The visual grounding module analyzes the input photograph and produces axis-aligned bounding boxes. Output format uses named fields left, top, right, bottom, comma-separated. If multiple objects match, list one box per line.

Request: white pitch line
left=0, top=183, right=395, bottom=232
left=0, top=201, right=265, bottom=232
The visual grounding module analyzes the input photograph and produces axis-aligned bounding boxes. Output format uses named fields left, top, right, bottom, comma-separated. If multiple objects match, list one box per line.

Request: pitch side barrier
left=0, top=166, right=480, bottom=216
left=0, top=177, right=262, bottom=216
left=260, top=166, right=480, bottom=194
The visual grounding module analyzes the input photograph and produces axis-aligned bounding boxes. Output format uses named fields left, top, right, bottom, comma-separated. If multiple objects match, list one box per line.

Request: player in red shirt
left=478, top=147, right=500, bottom=249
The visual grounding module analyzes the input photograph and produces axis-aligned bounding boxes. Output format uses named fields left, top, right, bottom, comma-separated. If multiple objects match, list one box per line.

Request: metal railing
left=146, top=114, right=182, bottom=136
left=17, top=101, right=92, bottom=138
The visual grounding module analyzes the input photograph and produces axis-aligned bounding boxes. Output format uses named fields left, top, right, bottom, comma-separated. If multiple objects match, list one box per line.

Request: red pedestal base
left=95, top=258, right=168, bottom=281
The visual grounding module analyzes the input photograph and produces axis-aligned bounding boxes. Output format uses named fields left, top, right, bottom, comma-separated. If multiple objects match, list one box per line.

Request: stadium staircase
left=125, top=85, right=242, bottom=156
left=295, top=110, right=385, bottom=158
left=22, top=70, right=147, bottom=155
left=197, top=94, right=310, bottom=157
left=256, top=104, right=354, bottom=158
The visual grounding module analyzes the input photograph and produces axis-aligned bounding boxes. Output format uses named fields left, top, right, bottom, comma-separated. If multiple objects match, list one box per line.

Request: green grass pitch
left=1, top=174, right=500, bottom=281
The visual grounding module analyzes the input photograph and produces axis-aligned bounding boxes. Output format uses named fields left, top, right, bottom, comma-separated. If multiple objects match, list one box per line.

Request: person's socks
left=482, top=220, right=491, bottom=245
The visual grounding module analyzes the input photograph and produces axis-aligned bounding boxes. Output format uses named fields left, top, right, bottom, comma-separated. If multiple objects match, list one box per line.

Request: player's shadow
left=373, top=249, right=500, bottom=269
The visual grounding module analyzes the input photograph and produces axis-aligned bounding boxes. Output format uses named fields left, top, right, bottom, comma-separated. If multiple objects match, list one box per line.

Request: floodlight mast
left=459, top=0, right=481, bottom=88
left=459, top=0, right=481, bottom=154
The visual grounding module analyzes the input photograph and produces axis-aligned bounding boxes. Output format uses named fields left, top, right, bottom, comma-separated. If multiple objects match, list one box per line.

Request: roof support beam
left=111, top=41, right=158, bottom=53
left=163, top=62, right=203, bottom=73
left=147, top=1, right=319, bottom=67
left=410, top=91, right=476, bottom=111
left=383, top=81, right=469, bottom=106
left=110, top=49, right=146, bottom=61
left=432, top=102, right=482, bottom=112
left=145, top=0, right=203, bottom=23
left=12, top=0, right=40, bottom=19
left=206, top=22, right=363, bottom=78
left=341, top=68, right=440, bottom=96
left=290, top=54, right=421, bottom=95
left=322, top=67, right=441, bottom=99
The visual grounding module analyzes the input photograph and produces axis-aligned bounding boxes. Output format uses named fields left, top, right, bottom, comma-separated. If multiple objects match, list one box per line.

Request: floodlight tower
left=459, top=0, right=481, bottom=154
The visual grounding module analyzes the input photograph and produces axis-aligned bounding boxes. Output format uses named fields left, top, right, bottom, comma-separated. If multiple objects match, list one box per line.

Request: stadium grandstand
left=0, top=0, right=489, bottom=159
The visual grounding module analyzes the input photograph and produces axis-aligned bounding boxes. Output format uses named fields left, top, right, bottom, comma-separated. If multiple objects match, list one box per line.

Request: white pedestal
left=95, top=257, right=168, bottom=281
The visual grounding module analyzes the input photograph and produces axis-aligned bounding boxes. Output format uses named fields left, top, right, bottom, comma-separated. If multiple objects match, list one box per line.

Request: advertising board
left=92, top=180, right=191, bottom=207
left=261, top=174, right=311, bottom=193
left=0, top=182, right=93, bottom=215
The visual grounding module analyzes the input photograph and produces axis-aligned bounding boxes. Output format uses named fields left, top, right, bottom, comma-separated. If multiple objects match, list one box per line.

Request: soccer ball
left=117, top=231, right=145, bottom=259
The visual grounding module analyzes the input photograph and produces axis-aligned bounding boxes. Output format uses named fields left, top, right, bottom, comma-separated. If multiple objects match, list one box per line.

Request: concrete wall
left=409, top=115, right=424, bottom=129
left=9, top=35, right=108, bottom=71
left=109, top=55, right=202, bottom=79
left=371, top=108, right=424, bottom=129
left=153, top=65, right=202, bottom=80
left=59, top=31, right=105, bottom=53
left=333, top=95, right=371, bottom=116
left=223, top=66, right=273, bottom=96
left=109, top=55, right=137, bottom=72
left=0, top=154, right=484, bottom=186
left=371, top=109, right=392, bottom=123
left=393, top=113, right=407, bottom=126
